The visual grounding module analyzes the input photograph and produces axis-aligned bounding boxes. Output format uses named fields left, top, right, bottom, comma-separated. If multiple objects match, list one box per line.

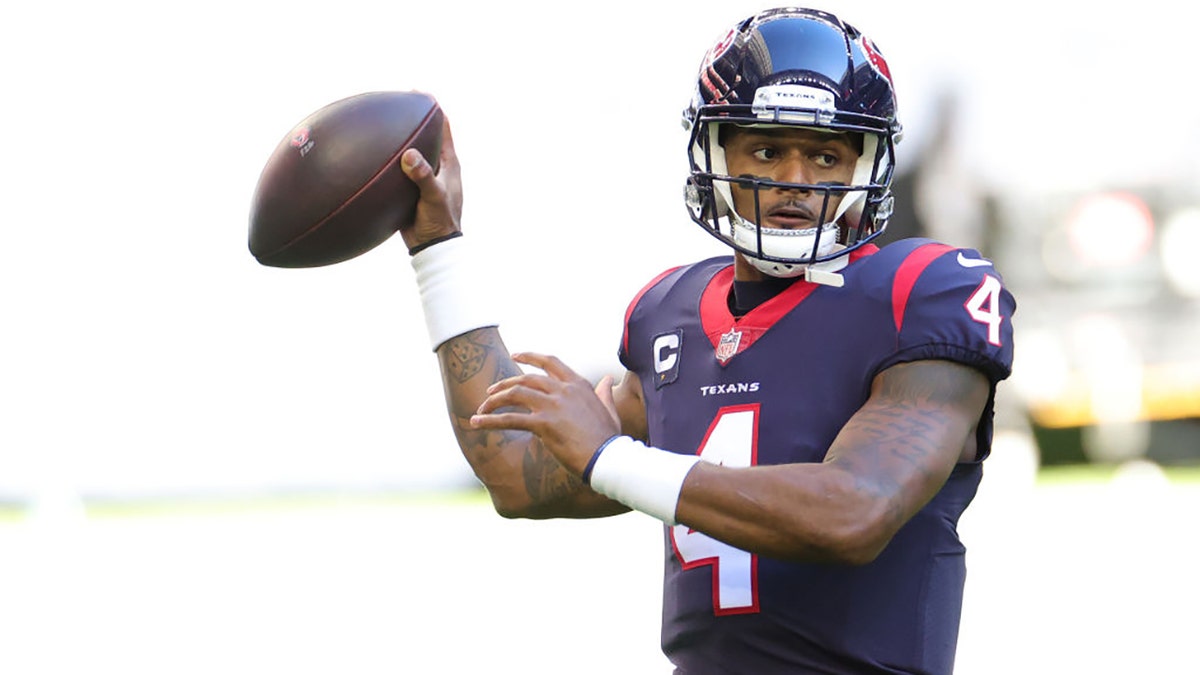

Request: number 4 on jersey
left=965, top=274, right=1004, bottom=347
left=669, top=404, right=760, bottom=615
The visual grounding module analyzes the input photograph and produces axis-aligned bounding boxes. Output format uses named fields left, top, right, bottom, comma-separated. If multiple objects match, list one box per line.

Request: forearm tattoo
left=445, top=332, right=498, bottom=383
left=442, top=330, right=514, bottom=385
left=439, top=329, right=581, bottom=505
left=522, top=444, right=585, bottom=503
left=442, top=330, right=520, bottom=442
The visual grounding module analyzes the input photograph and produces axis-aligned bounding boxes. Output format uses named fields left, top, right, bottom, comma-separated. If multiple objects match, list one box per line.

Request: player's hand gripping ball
left=248, top=91, right=443, bottom=268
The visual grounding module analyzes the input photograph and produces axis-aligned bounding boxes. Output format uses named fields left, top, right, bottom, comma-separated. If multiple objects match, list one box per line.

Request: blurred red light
left=1065, top=192, right=1154, bottom=267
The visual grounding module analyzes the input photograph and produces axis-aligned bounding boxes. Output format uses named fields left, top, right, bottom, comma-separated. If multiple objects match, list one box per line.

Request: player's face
left=722, top=127, right=859, bottom=230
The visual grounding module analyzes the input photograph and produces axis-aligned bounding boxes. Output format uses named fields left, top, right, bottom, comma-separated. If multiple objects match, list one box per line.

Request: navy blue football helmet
left=682, top=8, right=902, bottom=278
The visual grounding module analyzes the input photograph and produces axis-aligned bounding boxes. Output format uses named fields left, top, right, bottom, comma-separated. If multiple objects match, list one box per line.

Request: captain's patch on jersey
left=652, top=330, right=683, bottom=389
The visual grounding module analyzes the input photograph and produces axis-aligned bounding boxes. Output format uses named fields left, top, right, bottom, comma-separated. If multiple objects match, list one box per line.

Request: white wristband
left=410, top=236, right=501, bottom=351
left=586, top=436, right=701, bottom=525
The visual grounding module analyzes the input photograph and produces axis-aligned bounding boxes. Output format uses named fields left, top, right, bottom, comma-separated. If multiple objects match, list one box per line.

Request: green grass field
left=1, top=465, right=1196, bottom=674
left=1037, top=463, right=1200, bottom=485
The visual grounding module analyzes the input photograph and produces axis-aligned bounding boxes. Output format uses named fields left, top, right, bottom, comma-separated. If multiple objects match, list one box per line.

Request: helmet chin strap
left=745, top=253, right=849, bottom=286
left=724, top=196, right=855, bottom=284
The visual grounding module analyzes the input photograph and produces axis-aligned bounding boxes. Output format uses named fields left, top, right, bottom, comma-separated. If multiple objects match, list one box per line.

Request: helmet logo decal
left=700, top=29, right=739, bottom=104
left=858, top=36, right=893, bottom=85
left=705, top=28, right=737, bottom=66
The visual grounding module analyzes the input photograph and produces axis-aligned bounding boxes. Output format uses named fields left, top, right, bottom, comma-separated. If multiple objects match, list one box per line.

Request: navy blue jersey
left=618, top=239, right=1016, bottom=675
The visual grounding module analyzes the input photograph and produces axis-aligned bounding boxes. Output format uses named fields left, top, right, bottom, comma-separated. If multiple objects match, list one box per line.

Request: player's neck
left=730, top=276, right=794, bottom=317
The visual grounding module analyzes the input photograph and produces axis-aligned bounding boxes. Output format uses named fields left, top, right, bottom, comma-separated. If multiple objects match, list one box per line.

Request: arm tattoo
left=442, top=330, right=522, bottom=437
left=832, top=362, right=983, bottom=523
left=522, top=441, right=584, bottom=503
left=442, top=332, right=520, bottom=418
left=439, top=329, right=582, bottom=506
left=445, top=331, right=511, bottom=383
left=864, top=361, right=979, bottom=471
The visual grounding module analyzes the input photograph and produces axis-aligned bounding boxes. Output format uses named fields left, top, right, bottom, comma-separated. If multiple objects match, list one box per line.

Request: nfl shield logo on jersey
left=715, top=329, right=742, bottom=363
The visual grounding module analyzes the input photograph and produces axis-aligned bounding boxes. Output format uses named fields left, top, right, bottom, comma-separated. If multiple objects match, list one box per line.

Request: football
left=248, top=91, right=443, bottom=268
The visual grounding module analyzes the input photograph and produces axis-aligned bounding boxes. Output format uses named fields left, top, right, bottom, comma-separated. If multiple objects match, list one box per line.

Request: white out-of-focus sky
left=1, top=0, right=1194, bottom=497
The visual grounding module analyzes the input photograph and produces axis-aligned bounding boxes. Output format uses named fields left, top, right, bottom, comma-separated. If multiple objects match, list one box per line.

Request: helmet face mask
left=682, top=8, right=902, bottom=278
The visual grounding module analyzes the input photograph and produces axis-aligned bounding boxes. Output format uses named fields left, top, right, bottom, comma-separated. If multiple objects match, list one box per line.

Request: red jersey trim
left=622, top=266, right=683, bottom=355
left=891, top=243, right=954, bottom=333
left=698, top=246, right=880, bottom=364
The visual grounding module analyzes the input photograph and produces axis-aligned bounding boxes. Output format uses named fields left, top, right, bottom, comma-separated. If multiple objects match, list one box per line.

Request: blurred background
left=2, top=0, right=1198, bottom=673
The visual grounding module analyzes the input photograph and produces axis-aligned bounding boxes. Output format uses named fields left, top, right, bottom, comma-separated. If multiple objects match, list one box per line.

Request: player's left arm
left=673, top=357, right=989, bottom=564
left=473, top=353, right=988, bottom=564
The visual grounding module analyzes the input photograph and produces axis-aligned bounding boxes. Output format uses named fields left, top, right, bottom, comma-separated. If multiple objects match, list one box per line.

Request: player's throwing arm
left=399, top=119, right=630, bottom=520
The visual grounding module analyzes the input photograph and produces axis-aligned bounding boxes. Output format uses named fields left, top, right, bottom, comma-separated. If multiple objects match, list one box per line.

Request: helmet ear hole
left=684, top=176, right=718, bottom=221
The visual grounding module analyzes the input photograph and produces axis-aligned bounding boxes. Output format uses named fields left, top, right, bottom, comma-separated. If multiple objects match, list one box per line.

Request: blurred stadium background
left=2, top=0, right=1198, bottom=672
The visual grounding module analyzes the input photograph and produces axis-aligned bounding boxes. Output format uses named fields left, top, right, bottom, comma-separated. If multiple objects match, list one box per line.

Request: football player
left=399, top=7, right=1015, bottom=673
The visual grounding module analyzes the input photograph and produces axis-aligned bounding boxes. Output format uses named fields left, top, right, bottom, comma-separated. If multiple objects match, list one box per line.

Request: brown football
left=248, top=91, right=443, bottom=268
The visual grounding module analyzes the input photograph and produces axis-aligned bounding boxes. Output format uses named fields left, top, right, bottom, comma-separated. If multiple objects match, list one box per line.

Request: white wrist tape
left=586, top=436, right=701, bottom=525
left=410, top=236, right=500, bottom=351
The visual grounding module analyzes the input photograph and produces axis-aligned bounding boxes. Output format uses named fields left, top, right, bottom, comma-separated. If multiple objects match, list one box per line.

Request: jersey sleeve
left=878, top=244, right=1016, bottom=383
left=618, top=265, right=685, bottom=373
